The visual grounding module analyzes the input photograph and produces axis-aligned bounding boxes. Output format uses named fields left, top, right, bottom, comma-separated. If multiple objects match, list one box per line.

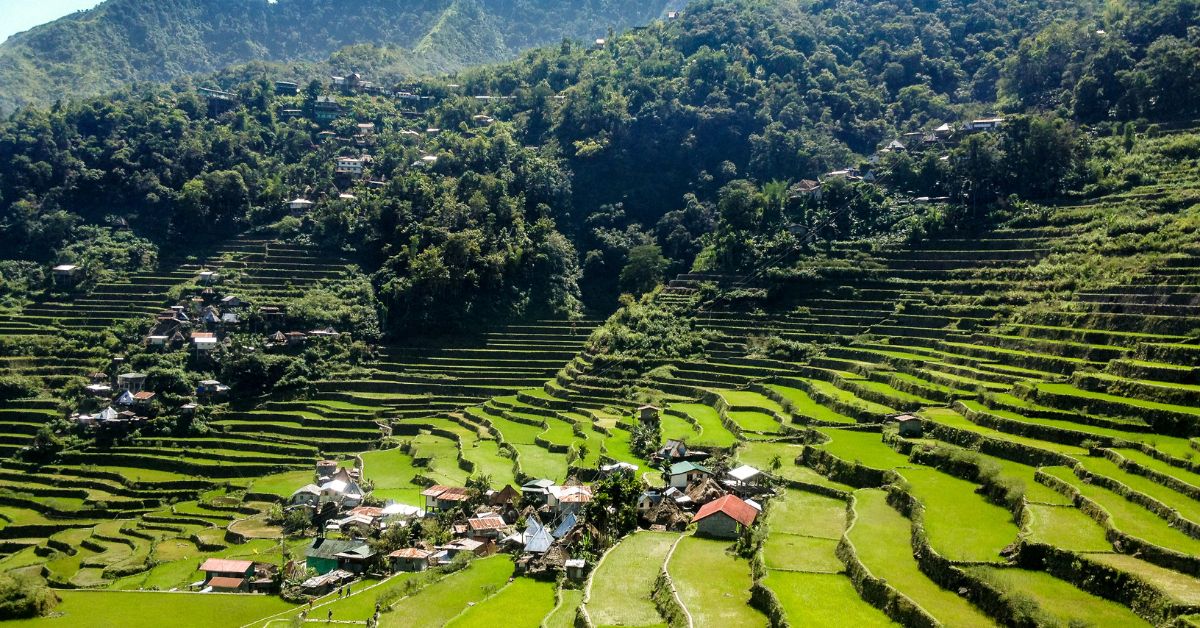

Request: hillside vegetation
left=0, top=0, right=682, bottom=115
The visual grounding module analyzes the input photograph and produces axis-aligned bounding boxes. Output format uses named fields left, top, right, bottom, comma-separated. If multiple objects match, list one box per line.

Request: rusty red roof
left=388, top=548, right=431, bottom=559
left=206, top=576, right=245, bottom=589
left=468, top=516, right=506, bottom=531
left=421, top=484, right=452, bottom=497
left=691, top=494, right=758, bottom=528
left=132, top=391, right=155, bottom=400
left=200, top=558, right=253, bottom=573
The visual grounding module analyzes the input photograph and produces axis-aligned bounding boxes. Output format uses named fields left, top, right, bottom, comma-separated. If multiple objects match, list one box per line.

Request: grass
left=1038, top=382, right=1200, bottom=417
left=814, top=428, right=910, bottom=470
left=1083, top=553, right=1200, bottom=605
left=586, top=531, right=678, bottom=627
left=379, top=556, right=515, bottom=627
left=965, top=566, right=1150, bottom=627
left=445, top=577, right=556, bottom=627
left=667, top=536, right=767, bottom=627
left=900, top=467, right=1021, bottom=563
left=1113, top=448, right=1200, bottom=488
left=848, top=489, right=996, bottom=628
left=767, top=490, right=847, bottom=539
left=247, top=470, right=314, bottom=498
left=544, top=589, right=584, bottom=628
left=762, top=534, right=842, bottom=572
left=1022, top=504, right=1113, bottom=552
left=11, top=590, right=295, bottom=627
left=1076, top=455, right=1200, bottom=524
left=669, top=403, right=738, bottom=447
left=1041, top=467, right=1200, bottom=555
left=714, top=389, right=787, bottom=414
left=762, top=571, right=898, bottom=627
left=726, top=410, right=782, bottom=432
left=921, top=407, right=1086, bottom=456
left=767, top=385, right=856, bottom=424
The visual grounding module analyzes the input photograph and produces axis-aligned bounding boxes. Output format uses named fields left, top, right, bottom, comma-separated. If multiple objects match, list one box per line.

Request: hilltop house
left=467, top=514, right=509, bottom=541
left=315, top=96, right=341, bottom=122
left=335, top=156, right=365, bottom=176
left=116, top=372, right=147, bottom=393
left=692, top=494, right=759, bottom=539
left=51, top=264, right=80, bottom=287
left=547, top=484, right=592, bottom=515
left=521, top=478, right=556, bottom=505
left=287, top=198, right=314, bottom=214
left=274, top=80, right=298, bottom=95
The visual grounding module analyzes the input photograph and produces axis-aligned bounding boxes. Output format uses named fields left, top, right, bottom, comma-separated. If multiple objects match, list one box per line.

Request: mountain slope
left=0, top=0, right=682, bottom=114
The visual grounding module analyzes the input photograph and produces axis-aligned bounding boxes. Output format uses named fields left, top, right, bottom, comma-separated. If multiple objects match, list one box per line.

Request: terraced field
left=5, top=131, right=1200, bottom=626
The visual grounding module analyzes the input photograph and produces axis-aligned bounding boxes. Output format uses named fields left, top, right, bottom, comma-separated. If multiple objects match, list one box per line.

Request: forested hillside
left=3, top=0, right=1198, bottom=333
left=0, top=0, right=682, bottom=115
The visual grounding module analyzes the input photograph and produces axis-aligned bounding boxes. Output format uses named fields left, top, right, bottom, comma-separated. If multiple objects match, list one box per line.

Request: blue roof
left=552, top=512, right=577, bottom=538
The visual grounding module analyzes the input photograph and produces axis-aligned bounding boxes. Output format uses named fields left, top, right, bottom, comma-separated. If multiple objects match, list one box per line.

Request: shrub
left=0, top=376, right=39, bottom=401
left=0, top=573, right=58, bottom=619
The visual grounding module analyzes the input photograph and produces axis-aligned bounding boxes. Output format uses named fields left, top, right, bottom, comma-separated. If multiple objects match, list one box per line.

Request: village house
left=521, top=478, right=556, bottom=505
left=434, top=538, right=490, bottom=563
left=421, top=485, right=469, bottom=513
left=487, top=484, right=520, bottom=507
left=966, top=117, right=1005, bottom=132
left=193, top=335, right=218, bottom=353
left=637, top=404, right=660, bottom=423
left=305, top=538, right=374, bottom=575
left=388, top=548, right=431, bottom=572
left=653, top=440, right=694, bottom=463
left=131, top=391, right=155, bottom=410
left=285, top=331, right=308, bottom=347
left=274, top=80, right=299, bottom=95
left=521, top=516, right=553, bottom=554
left=286, top=198, right=314, bottom=214
left=316, top=459, right=339, bottom=482
left=289, top=484, right=321, bottom=509
left=315, top=96, right=341, bottom=122
left=893, top=413, right=923, bottom=437
left=547, top=484, right=592, bottom=515
left=467, top=514, right=508, bottom=541
left=335, top=156, right=366, bottom=176
left=320, top=477, right=364, bottom=509
left=691, top=494, right=759, bottom=539
left=116, top=372, right=147, bottom=393
left=51, top=264, right=80, bottom=287
left=380, top=502, right=423, bottom=528
left=669, top=461, right=711, bottom=489
left=198, top=558, right=253, bottom=593
left=565, top=558, right=586, bottom=581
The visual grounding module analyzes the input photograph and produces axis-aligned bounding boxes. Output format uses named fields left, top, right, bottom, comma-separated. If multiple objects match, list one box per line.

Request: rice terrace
left=1, top=0, right=1200, bottom=626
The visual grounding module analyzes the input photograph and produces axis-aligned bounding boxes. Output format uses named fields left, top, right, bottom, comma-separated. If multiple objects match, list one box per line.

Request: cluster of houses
left=791, top=116, right=1009, bottom=201
left=638, top=439, right=769, bottom=539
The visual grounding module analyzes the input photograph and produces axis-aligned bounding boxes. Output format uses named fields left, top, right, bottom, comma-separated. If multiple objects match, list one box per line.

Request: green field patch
left=900, top=467, right=1019, bottom=563
left=446, top=576, right=556, bottom=627
left=922, top=407, right=1086, bottom=456
left=713, top=389, right=787, bottom=415
left=762, top=571, right=898, bottom=627
left=10, top=590, right=296, bottom=628
left=544, top=588, right=584, bottom=628
left=669, top=403, right=738, bottom=448
left=763, top=534, right=842, bottom=572
left=768, top=489, right=847, bottom=539
left=1077, top=456, right=1200, bottom=525
left=815, top=428, right=910, bottom=470
left=766, top=385, right=856, bottom=424
left=1113, top=448, right=1200, bottom=490
left=380, top=556, right=515, bottom=626
left=586, top=531, right=678, bottom=628
left=965, top=566, right=1149, bottom=627
left=726, top=410, right=782, bottom=432
left=738, top=441, right=853, bottom=491
left=849, top=489, right=995, bottom=628
left=1083, top=553, right=1200, bottom=606
left=247, top=470, right=314, bottom=498
left=1023, top=503, right=1113, bottom=552
left=1041, top=467, right=1200, bottom=555
left=668, top=536, right=767, bottom=627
